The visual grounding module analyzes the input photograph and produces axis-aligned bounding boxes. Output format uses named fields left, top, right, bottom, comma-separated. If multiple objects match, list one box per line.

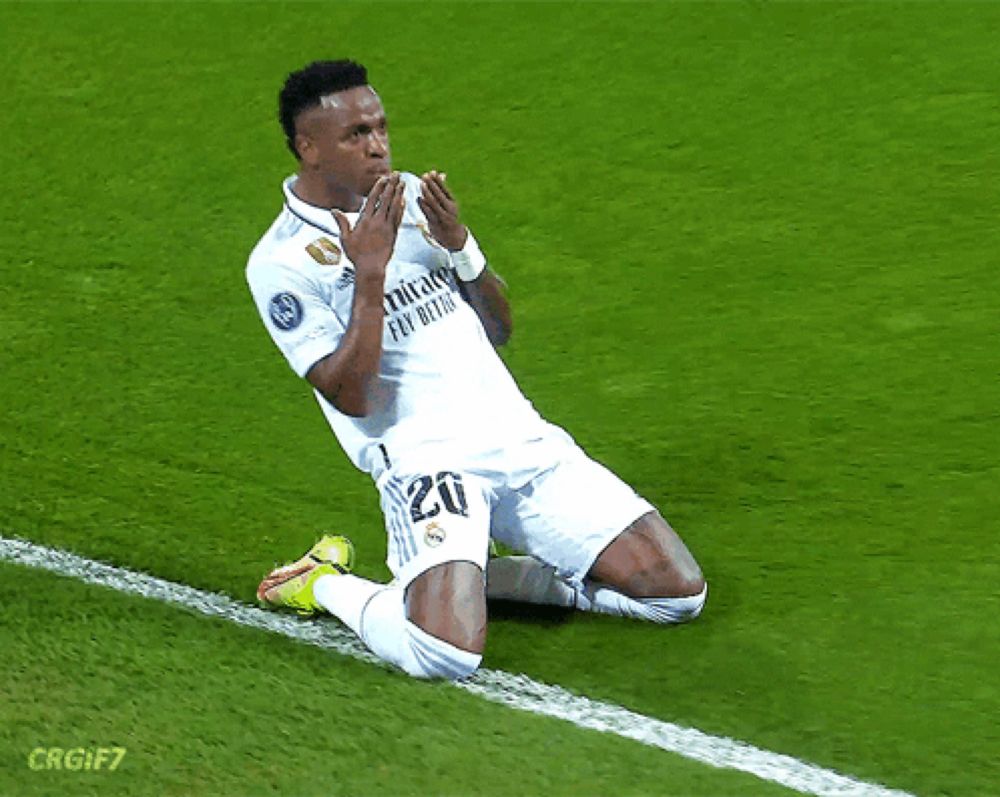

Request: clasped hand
left=418, top=170, right=468, bottom=251
left=332, top=170, right=468, bottom=280
left=333, top=173, right=406, bottom=277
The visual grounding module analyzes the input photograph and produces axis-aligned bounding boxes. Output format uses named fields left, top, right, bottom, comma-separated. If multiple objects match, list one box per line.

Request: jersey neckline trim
left=282, top=176, right=357, bottom=238
left=284, top=201, right=339, bottom=237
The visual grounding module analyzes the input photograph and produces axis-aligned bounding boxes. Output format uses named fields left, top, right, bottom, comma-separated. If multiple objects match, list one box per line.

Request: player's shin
left=485, top=556, right=577, bottom=607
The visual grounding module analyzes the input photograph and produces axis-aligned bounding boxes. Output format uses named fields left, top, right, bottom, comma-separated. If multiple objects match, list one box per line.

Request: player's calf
left=355, top=562, right=486, bottom=680
left=360, top=584, right=483, bottom=680
left=311, top=573, right=484, bottom=680
left=326, top=560, right=486, bottom=681
left=406, top=561, right=488, bottom=654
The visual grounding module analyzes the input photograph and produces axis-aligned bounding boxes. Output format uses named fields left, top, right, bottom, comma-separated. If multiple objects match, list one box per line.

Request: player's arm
left=456, top=271, right=511, bottom=347
left=307, top=174, right=405, bottom=417
left=418, top=171, right=513, bottom=347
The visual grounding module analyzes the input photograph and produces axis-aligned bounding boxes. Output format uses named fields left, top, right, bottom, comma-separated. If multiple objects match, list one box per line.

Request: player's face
left=296, top=85, right=392, bottom=198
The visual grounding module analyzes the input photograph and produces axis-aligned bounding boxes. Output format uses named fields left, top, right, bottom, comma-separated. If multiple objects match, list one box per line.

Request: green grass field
left=1, top=2, right=998, bottom=795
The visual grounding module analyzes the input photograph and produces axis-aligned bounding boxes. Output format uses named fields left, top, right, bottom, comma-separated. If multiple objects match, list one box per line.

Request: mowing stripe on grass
left=1, top=535, right=913, bottom=797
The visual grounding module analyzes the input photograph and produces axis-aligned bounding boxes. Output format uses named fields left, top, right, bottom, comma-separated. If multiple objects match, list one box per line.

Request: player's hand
left=333, top=173, right=406, bottom=280
left=418, top=170, right=468, bottom=251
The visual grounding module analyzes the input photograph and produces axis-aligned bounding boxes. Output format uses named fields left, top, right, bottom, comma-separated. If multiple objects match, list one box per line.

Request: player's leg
left=487, top=512, right=703, bottom=604
left=489, top=442, right=707, bottom=625
left=588, top=509, right=704, bottom=597
left=314, top=469, right=491, bottom=679
left=488, top=522, right=706, bottom=624
left=574, top=509, right=707, bottom=623
left=486, top=555, right=577, bottom=608
left=312, top=562, right=485, bottom=680
left=405, top=561, right=487, bottom=653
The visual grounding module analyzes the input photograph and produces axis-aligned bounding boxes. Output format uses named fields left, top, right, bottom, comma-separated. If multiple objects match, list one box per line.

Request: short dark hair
left=278, top=60, right=369, bottom=159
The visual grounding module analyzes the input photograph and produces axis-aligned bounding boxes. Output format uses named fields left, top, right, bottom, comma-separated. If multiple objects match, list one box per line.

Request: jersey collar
left=282, top=176, right=361, bottom=238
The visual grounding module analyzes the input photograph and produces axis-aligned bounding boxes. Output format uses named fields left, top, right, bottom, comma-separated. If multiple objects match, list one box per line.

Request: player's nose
left=368, top=131, right=389, bottom=157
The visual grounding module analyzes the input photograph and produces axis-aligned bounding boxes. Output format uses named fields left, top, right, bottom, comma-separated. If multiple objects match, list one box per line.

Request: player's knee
left=402, top=621, right=482, bottom=681
left=673, top=572, right=707, bottom=601
left=625, top=562, right=705, bottom=601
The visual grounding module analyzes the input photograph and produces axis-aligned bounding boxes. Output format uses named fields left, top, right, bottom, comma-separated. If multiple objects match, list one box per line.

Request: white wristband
left=449, top=231, right=487, bottom=282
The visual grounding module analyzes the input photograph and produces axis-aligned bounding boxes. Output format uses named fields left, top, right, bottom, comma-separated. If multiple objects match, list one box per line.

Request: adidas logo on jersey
left=336, top=267, right=355, bottom=290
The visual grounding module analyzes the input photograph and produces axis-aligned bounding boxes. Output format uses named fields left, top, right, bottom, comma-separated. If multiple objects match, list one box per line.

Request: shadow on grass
left=487, top=599, right=574, bottom=626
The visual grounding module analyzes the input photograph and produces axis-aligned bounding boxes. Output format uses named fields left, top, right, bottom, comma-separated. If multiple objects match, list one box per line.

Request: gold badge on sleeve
left=305, top=237, right=342, bottom=266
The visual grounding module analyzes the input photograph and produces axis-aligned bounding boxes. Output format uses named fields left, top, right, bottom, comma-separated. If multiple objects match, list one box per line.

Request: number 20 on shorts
left=407, top=472, right=469, bottom=522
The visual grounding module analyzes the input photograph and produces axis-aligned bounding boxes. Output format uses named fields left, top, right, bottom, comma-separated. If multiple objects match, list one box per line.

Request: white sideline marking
left=1, top=535, right=913, bottom=797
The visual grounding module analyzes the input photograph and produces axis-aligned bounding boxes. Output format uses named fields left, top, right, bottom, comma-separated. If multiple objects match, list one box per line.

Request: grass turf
left=1, top=2, right=998, bottom=795
left=1, top=563, right=797, bottom=797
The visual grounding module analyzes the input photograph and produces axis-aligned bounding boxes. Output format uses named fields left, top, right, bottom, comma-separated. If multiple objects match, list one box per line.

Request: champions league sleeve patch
left=268, top=292, right=304, bottom=331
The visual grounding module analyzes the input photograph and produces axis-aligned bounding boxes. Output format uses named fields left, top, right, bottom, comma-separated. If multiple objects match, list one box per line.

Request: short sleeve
left=247, top=259, right=346, bottom=378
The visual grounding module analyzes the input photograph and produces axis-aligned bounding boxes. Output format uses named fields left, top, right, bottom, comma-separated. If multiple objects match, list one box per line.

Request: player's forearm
left=459, top=270, right=512, bottom=347
left=307, top=276, right=386, bottom=416
left=335, top=291, right=386, bottom=415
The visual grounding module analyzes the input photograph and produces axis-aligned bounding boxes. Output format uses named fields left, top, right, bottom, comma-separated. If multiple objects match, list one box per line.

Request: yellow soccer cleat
left=257, top=535, right=355, bottom=615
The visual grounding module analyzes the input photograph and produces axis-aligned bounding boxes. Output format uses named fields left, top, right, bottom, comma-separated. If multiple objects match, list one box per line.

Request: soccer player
left=247, top=60, right=706, bottom=680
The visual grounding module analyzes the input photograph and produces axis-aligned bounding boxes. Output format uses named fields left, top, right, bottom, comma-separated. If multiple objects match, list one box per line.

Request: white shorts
left=374, top=427, right=655, bottom=589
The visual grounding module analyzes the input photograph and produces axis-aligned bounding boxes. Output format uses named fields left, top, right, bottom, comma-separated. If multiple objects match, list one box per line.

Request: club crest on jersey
left=424, top=521, right=447, bottom=548
left=305, top=237, right=342, bottom=266
left=268, top=292, right=304, bottom=331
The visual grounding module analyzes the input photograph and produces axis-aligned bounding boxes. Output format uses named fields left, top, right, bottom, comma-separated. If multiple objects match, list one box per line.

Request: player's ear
left=296, top=132, right=316, bottom=165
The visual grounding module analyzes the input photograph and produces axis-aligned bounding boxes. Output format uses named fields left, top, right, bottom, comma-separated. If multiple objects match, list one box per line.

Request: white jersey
left=246, top=172, right=549, bottom=479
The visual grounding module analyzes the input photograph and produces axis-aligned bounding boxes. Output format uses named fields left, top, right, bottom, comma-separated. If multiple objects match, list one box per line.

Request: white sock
left=313, top=573, right=383, bottom=636
left=313, top=573, right=481, bottom=680
left=575, top=582, right=708, bottom=624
